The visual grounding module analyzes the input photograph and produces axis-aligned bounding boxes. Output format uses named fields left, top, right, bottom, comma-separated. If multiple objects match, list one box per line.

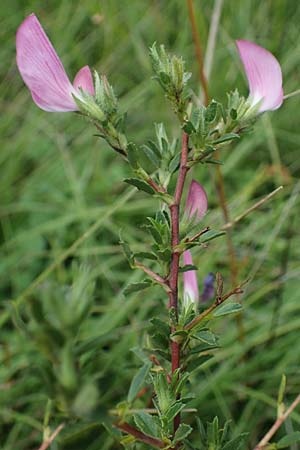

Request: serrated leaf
left=128, top=362, right=151, bottom=403
left=133, top=411, right=159, bottom=438
left=277, top=432, right=300, bottom=448
left=165, top=402, right=185, bottom=422
left=124, top=178, right=155, bottom=195
left=124, top=281, right=152, bottom=295
left=213, top=302, right=242, bottom=317
left=152, top=372, right=170, bottom=413
left=173, top=424, right=193, bottom=443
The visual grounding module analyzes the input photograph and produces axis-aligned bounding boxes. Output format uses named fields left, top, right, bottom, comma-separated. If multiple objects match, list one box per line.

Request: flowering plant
left=15, top=11, right=299, bottom=450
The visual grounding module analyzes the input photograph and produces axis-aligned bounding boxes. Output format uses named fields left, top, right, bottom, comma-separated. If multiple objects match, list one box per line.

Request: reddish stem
left=168, top=132, right=189, bottom=434
left=114, top=422, right=165, bottom=448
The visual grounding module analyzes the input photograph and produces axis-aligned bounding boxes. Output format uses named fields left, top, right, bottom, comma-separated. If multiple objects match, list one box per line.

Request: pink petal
left=16, top=14, right=78, bottom=112
left=186, top=180, right=208, bottom=222
left=183, top=251, right=199, bottom=305
left=73, top=66, right=95, bottom=96
left=236, top=39, right=283, bottom=113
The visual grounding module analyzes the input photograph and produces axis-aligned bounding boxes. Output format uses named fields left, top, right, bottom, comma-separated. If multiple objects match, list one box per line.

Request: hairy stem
left=168, top=131, right=189, bottom=434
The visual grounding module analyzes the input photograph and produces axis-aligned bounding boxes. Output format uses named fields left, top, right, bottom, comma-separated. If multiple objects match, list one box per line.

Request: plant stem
left=186, top=0, right=209, bottom=105
left=38, top=423, right=65, bottom=450
left=114, top=422, right=165, bottom=449
left=168, top=131, right=189, bottom=434
left=184, top=283, right=244, bottom=331
left=253, top=394, right=300, bottom=450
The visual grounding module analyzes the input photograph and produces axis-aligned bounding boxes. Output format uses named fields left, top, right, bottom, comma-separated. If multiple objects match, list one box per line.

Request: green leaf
left=230, top=108, right=237, bottom=120
left=134, top=251, right=158, bottom=261
left=150, top=317, right=170, bottom=337
left=277, top=374, right=286, bottom=406
left=173, top=423, right=193, bottom=443
left=212, top=133, right=240, bottom=144
left=213, top=302, right=242, bottom=317
left=165, top=402, right=185, bottom=422
left=193, top=330, right=218, bottom=346
left=126, top=142, right=140, bottom=168
left=277, top=432, right=300, bottom=448
left=119, top=233, right=135, bottom=267
left=201, top=230, right=225, bottom=243
left=152, top=372, right=170, bottom=413
left=127, top=362, right=151, bottom=403
left=133, top=411, right=159, bottom=438
left=142, top=145, right=161, bottom=168
left=205, top=101, right=218, bottom=122
left=124, top=280, right=152, bottom=295
left=187, top=354, right=213, bottom=372
left=190, top=342, right=220, bottom=355
left=124, top=178, right=155, bottom=195
left=222, top=433, right=249, bottom=450
left=205, top=158, right=224, bottom=165
left=182, top=121, right=196, bottom=135
left=169, top=152, right=181, bottom=174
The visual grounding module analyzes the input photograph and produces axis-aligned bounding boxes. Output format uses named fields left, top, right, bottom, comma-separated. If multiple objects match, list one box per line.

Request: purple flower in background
left=236, top=39, right=283, bottom=113
left=16, top=14, right=94, bottom=112
left=200, top=272, right=215, bottom=302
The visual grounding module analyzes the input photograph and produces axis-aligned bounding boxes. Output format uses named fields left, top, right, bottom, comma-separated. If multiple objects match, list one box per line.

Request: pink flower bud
left=185, top=180, right=208, bottom=222
left=183, top=250, right=199, bottom=306
left=16, top=14, right=94, bottom=112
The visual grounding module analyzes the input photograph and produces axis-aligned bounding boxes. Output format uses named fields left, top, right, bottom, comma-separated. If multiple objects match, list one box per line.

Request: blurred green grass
left=1, top=0, right=300, bottom=449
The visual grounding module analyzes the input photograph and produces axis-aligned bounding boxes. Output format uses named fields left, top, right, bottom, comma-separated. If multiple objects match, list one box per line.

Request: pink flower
left=16, top=14, right=94, bottom=112
left=183, top=250, right=199, bottom=306
left=236, top=39, right=283, bottom=113
left=183, top=180, right=208, bottom=307
left=185, top=179, right=208, bottom=222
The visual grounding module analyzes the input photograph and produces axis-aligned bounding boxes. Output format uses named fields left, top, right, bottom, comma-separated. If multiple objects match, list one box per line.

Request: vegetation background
left=1, top=0, right=300, bottom=449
